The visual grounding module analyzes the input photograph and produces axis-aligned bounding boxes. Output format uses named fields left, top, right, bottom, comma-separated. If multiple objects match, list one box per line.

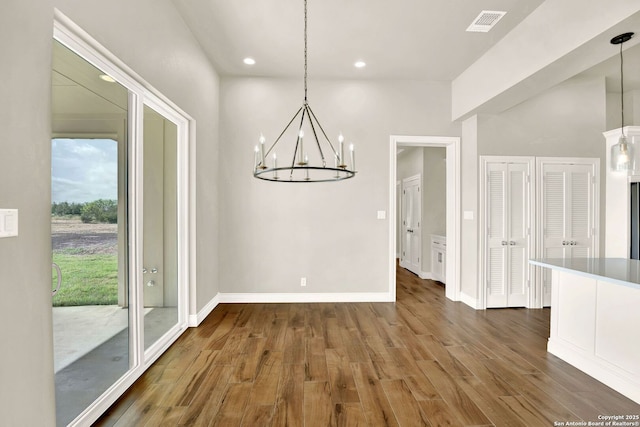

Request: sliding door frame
left=53, top=10, right=194, bottom=426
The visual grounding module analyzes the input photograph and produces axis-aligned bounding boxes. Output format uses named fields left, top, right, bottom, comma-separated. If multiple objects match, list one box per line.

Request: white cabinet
left=431, top=235, right=446, bottom=283
left=533, top=259, right=640, bottom=404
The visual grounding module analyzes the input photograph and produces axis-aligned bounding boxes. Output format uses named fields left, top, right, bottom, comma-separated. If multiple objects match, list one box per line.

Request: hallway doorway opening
left=389, top=135, right=460, bottom=302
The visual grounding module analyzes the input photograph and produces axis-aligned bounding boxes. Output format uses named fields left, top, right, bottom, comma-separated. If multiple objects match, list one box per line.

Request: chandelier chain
left=304, top=0, right=308, bottom=102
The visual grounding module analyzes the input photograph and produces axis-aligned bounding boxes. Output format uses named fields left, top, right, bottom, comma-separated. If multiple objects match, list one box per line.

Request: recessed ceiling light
left=354, top=61, right=366, bottom=68
left=466, top=10, right=507, bottom=32
left=99, top=74, right=116, bottom=83
left=243, top=57, right=256, bottom=65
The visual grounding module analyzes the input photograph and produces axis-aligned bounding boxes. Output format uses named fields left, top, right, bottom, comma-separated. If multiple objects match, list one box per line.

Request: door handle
left=407, top=229, right=413, bottom=233
left=509, top=241, right=516, bottom=245
left=562, top=241, right=566, bottom=246
left=501, top=241, right=508, bottom=246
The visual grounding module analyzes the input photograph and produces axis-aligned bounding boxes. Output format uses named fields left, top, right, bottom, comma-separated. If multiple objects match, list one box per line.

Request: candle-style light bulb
left=273, top=152, right=278, bottom=179
left=349, top=143, right=355, bottom=171
left=298, top=130, right=305, bottom=165
left=259, top=134, right=266, bottom=168
left=254, top=145, right=259, bottom=170
left=338, top=133, right=345, bottom=167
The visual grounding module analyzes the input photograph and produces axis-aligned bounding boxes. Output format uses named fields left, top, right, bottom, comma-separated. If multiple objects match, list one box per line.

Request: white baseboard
left=188, top=293, right=220, bottom=327
left=459, top=291, right=480, bottom=309
left=189, top=292, right=393, bottom=326
left=419, top=271, right=431, bottom=280
left=548, top=339, right=640, bottom=405
left=219, top=292, right=393, bottom=303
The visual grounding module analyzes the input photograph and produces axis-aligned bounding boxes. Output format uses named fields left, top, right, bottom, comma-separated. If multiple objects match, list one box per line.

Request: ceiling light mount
left=610, top=32, right=635, bottom=172
left=611, top=32, right=634, bottom=45
left=252, top=0, right=357, bottom=182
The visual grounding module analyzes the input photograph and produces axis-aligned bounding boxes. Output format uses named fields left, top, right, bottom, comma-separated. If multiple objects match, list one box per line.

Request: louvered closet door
left=541, top=162, right=596, bottom=306
left=486, top=161, right=530, bottom=308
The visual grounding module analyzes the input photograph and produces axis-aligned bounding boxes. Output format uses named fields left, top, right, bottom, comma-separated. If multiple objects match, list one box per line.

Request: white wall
left=219, top=77, right=459, bottom=296
left=422, top=148, right=447, bottom=273
left=460, top=116, right=479, bottom=300
left=478, top=77, right=606, bottom=158
left=0, top=0, right=219, bottom=424
left=397, top=147, right=423, bottom=180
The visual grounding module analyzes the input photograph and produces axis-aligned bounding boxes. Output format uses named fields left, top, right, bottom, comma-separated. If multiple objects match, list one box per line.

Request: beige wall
left=219, top=77, right=458, bottom=294
left=0, top=0, right=219, bottom=424
left=422, top=148, right=447, bottom=272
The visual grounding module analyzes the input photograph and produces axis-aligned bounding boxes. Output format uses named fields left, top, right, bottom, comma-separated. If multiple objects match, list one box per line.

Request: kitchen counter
left=530, top=258, right=640, bottom=404
left=530, top=257, right=640, bottom=290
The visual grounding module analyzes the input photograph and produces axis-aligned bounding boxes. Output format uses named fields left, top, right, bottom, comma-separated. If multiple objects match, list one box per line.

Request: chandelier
left=610, top=32, right=635, bottom=172
left=253, top=0, right=357, bottom=182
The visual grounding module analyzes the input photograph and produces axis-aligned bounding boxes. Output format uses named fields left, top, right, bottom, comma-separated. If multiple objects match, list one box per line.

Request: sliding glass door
left=142, top=105, right=179, bottom=351
left=51, top=40, right=131, bottom=426
left=51, top=26, right=190, bottom=426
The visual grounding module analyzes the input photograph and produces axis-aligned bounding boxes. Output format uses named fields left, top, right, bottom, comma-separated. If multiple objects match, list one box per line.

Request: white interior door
left=401, top=175, right=421, bottom=276
left=484, top=159, right=531, bottom=308
left=540, top=160, right=597, bottom=306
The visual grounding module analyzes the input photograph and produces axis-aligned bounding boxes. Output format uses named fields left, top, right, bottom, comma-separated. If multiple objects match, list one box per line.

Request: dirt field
left=51, top=217, right=117, bottom=254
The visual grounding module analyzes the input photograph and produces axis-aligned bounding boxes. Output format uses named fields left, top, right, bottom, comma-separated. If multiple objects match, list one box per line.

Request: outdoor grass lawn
left=52, top=252, right=118, bottom=306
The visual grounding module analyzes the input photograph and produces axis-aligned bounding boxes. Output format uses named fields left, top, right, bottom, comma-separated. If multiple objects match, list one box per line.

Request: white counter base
left=531, top=259, right=640, bottom=405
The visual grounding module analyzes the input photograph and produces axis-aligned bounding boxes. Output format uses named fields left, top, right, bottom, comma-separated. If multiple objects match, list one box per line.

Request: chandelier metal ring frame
left=252, top=0, right=357, bottom=182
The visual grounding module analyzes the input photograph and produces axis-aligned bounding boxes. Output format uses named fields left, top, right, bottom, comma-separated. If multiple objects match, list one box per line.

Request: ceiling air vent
left=466, top=10, right=507, bottom=32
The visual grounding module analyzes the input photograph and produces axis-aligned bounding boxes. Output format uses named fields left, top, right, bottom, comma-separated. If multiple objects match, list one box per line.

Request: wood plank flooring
left=94, top=265, right=640, bottom=426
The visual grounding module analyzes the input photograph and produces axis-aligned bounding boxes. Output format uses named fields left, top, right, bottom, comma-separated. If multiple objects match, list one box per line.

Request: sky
left=51, top=138, right=118, bottom=203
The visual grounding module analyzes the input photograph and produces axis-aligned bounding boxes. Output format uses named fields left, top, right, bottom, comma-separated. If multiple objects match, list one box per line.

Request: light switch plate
left=463, top=210, right=474, bottom=220
left=377, top=210, right=386, bottom=220
left=0, top=209, right=18, bottom=238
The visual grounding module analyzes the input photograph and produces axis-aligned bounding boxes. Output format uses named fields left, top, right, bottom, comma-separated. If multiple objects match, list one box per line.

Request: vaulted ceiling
left=172, top=0, right=640, bottom=121
left=171, top=0, right=546, bottom=80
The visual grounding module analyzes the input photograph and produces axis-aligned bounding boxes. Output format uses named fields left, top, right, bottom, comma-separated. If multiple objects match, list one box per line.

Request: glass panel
left=143, top=105, right=179, bottom=350
left=51, top=40, right=129, bottom=426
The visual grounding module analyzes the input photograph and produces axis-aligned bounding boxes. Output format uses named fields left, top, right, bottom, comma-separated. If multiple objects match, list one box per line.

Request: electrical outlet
left=300, top=277, right=307, bottom=287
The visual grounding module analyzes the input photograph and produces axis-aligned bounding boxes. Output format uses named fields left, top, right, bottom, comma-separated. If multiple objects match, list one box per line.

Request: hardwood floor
left=95, top=265, right=640, bottom=426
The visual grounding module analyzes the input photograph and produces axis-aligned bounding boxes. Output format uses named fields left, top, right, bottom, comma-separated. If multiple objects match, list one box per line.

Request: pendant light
left=610, top=32, right=635, bottom=172
left=253, top=0, right=357, bottom=182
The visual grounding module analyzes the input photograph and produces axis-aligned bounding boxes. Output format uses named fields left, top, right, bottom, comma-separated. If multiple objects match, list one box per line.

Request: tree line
left=51, top=200, right=117, bottom=224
